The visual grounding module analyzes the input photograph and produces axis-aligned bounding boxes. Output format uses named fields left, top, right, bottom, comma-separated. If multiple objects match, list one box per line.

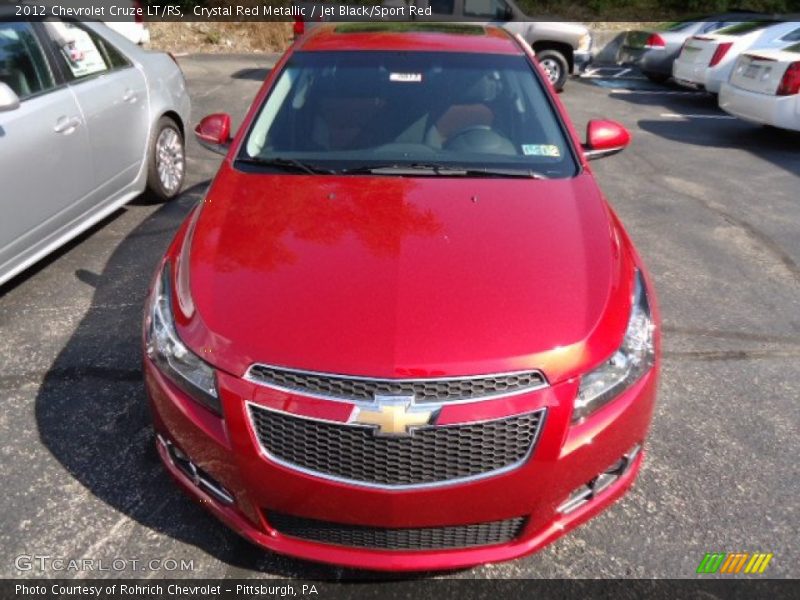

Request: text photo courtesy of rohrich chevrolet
left=0, top=0, right=798, bottom=598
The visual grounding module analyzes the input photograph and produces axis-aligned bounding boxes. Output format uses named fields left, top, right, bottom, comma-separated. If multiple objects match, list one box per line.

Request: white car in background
left=105, top=1, right=150, bottom=46
left=672, top=20, right=800, bottom=93
left=25, top=1, right=151, bottom=45
left=719, top=41, right=800, bottom=131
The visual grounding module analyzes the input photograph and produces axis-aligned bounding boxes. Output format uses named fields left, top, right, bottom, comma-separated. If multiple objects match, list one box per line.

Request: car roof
left=297, top=23, right=524, bottom=55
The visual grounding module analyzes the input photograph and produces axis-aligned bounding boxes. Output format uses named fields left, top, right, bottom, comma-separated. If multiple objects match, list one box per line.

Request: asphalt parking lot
left=1, top=54, right=798, bottom=580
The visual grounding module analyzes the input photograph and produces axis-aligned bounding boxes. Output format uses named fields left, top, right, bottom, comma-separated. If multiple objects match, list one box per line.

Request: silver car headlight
left=573, top=269, right=655, bottom=423
left=145, top=262, right=221, bottom=415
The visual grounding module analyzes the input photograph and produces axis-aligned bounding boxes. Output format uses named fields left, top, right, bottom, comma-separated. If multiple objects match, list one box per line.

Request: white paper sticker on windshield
left=522, top=144, right=561, bottom=157
left=390, top=72, right=423, bottom=83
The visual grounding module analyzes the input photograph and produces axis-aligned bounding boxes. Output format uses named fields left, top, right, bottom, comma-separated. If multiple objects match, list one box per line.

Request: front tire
left=145, top=116, right=185, bottom=202
left=536, top=49, right=569, bottom=91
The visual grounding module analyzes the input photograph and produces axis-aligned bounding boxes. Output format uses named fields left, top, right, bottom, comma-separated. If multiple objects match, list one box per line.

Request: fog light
left=557, top=444, right=642, bottom=514
left=157, top=435, right=234, bottom=506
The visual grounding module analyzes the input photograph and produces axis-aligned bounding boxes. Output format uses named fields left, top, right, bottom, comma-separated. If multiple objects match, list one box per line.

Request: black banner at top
left=5, top=0, right=800, bottom=22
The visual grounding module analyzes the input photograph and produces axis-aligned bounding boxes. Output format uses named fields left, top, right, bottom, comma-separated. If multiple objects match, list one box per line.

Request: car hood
left=180, top=169, right=634, bottom=384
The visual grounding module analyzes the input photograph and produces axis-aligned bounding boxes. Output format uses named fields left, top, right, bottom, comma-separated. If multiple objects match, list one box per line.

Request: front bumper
left=719, top=83, right=800, bottom=132
left=145, top=359, right=657, bottom=571
left=574, top=51, right=593, bottom=73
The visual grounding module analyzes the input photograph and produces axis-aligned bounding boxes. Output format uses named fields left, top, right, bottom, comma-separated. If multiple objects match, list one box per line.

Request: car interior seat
left=426, top=72, right=502, bottom=148
left=0, top=61, right=31, bottom=98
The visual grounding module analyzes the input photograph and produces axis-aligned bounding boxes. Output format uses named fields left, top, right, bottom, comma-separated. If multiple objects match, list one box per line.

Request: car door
left=45, top=21, right=149, bottom=201
left=0, top=20, right=94, bottom=282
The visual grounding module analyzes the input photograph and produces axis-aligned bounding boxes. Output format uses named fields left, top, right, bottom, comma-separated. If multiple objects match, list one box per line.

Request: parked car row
left=619, top=17, right=800, bottom=132
left=618, top=12, right=768, bottom=82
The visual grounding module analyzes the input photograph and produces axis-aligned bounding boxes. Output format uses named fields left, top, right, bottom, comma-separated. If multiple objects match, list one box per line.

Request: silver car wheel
left=540, top=58, right=561, bottom=84
left=155, top=128, right=184, bottom=195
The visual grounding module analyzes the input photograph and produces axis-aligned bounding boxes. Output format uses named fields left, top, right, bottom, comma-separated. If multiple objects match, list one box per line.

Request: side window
left=702, top=22, right=725, bottom=33
left=46, top=22, right=129, bottom=81
left=0, top=22, right=55, bottom=100
left=95, top=35, right=130, bottom=69
left=780, top=27, right=800, bottom=43
left=464, top=0, right=509, bottom=20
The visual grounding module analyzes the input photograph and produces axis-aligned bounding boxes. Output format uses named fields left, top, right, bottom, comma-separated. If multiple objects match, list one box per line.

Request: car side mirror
left=0, top=82, right=20, bottom=112
left=583, top=119, right=631, bottom=160
left=195, top=113, right=232, bottom=155
left=501, top=5, right=514, bottom=21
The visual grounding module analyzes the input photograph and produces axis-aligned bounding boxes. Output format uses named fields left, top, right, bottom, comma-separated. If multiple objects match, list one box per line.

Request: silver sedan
left=616, top=14, right=765, bottom=83
left=0, top=16, right=190, bottom=287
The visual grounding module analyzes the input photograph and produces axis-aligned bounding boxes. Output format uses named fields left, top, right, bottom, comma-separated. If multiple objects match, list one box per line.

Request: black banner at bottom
left=4, top=579, right=799, bottom=600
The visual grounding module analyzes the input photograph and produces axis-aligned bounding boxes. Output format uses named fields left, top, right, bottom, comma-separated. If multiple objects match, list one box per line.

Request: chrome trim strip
left=245, top=401, right=547, bottom=491
left=244, top=363, right=549, bottom=407
left=158, top=435, right=234, bottom=506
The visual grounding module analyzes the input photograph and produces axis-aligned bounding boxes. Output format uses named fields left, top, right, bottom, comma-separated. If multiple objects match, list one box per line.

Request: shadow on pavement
left=0, top=209, right=127, bottom=296
left=230, top=67, right=272, bottom=81
left=637, top=118, right=800, bottom=177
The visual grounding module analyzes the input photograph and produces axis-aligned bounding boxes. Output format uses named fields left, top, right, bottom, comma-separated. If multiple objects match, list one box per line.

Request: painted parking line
left=611, top=89, right=707, bottom=95
left=581, top=66, right=646, bottom=81
left=660, top=113, right=738, bottom=119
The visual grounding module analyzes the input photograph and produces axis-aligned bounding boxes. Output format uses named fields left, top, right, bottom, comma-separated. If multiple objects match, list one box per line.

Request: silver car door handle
left=122, top=89, right=137, bottom=103
left=54, top=116, right=81, bottom=134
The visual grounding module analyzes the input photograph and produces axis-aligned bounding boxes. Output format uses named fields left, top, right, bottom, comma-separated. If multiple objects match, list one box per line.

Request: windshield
left=240, top=51, right=578, bottom=178
left=664, top=20, right=697, bottom=32
left=715, top=21, right=773, bottom=36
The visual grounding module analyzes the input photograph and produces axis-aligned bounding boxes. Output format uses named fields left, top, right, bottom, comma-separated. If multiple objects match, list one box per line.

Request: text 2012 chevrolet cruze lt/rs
left=144, top=24, right=660, bottom=571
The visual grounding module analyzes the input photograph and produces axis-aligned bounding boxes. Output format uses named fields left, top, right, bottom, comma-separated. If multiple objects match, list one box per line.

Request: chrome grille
left=248, top=405, right=545, bottom=488
left=246, top=365, right=546, bottom=403
left=267, top=512, right=527, bottom=550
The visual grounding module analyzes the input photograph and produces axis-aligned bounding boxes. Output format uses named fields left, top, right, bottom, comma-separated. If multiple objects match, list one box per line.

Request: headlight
left=573, top=269, right=654, bottom=423
left=145, top=262, right=221, bottom=415
left=578, top=33, right=593, bottom=53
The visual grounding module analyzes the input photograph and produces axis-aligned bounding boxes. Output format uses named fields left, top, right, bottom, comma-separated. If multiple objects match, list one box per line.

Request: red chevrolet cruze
left=143, top=24, right=659, bottom=571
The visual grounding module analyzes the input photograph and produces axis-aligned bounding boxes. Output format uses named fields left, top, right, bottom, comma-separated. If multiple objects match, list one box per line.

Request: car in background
left=719, top=41, right=800, bottom=131
left=145, top=22, right=659, bottom=571
left=293, top=0, right=593, bottom=91
left=616, top=13, right=765, bottom=83
left=105, top=0, right=150, bottom=45
left=17, top=0, right=151, bottom=45
left=0, top=16, right=189, bottom=286
left=672, top=20, right=800, bottom=94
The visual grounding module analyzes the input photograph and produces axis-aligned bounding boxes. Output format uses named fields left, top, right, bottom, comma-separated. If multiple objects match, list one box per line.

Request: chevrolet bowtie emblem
left=352, top=395, right=435, bottom=436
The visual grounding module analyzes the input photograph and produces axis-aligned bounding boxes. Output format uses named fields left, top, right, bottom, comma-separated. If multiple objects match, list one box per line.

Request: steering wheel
left=444, top=125, right=515, bottom=155
left=446, top=125, right=493, bottom=140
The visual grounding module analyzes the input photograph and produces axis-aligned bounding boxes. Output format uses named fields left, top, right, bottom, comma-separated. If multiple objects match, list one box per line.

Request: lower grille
left=267, top=512, right=527, bottom=551
left=248, top=405, right=545, bottom=488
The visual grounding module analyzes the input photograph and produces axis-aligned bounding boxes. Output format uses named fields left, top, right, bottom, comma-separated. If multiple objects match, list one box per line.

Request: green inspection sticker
left=522, top=144, right=561, bottom=157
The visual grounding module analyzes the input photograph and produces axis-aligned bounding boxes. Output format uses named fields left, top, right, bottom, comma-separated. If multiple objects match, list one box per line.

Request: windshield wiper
left=459, top=167, right=549, bottom=179
left=236, top=156, right=334, bottom=175
left=339, top=163, right=548, bottom=179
